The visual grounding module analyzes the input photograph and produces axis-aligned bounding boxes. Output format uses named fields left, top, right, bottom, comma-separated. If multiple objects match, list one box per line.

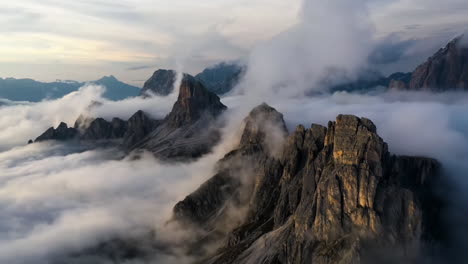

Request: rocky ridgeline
left=389, top=35, right=468, bottom=91
left=172, top=104, right=443, bottom=263
left=33, top=75, right=226, bottom=161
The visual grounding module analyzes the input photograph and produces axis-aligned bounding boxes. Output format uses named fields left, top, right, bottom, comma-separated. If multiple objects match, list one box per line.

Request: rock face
left=165, top=75, right=227, bottom=128
left=409, top=35, right=468, bottom=90
left=81, top=117, right=128, bottom=140
left=388, top=35, right=468, bottom=91
left=122, top=110, right=160, bottom=149
left=35, top=122, right=78, bottom=142
left=140, top=69, right=176, bottom=96
left=172, top=104, right=443, bottom=263
left=132, top=75, right=227, bottom=160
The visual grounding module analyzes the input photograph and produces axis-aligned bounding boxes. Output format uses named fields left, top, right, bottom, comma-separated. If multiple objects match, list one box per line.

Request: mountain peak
left=172, top=110, right=443, bottom=263
left=164, top=74, right=227, bottom=128
left=95, top=75, right=119, bottom=83
left=407, top=35, right=468, bottom=90
left=140, top=69, right=176, bottom=96
left=240, top=103, right=287, bottom=148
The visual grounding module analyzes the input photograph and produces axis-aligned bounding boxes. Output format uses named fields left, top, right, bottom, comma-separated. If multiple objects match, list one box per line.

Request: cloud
left=1, top=1, right=468, bottom=263
left=0, top=139, right=230, bottom=263
left=233, top=0, right=374, bottom=102
left=127, top=65, right=157, bottom=71
left=2, top=89, right=468, bottom=263
left=0, top=84, right=181, bottom=152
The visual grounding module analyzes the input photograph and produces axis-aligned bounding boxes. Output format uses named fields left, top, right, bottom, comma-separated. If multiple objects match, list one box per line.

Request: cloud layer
left=2, top=89, right=468, bottom=263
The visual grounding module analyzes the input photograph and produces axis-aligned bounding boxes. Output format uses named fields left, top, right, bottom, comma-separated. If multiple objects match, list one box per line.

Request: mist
left=1, top=0, right=468, bottom=263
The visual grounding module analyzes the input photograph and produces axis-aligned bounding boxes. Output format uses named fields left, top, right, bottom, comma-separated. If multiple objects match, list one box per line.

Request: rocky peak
left=35, top=122, right=78, bottom=142
left=80, top=117, right=127, bottom=140
left=122, top=110, right=160, bottom=148
left=172, top=109, right=444, bottom=263
left=408, top=35, right=468, bottom=90
left=164, top=74, right=227, bottom=128
left=239, top=103, right=288, bottom=153
left=140, top=69, right=176, bottom=96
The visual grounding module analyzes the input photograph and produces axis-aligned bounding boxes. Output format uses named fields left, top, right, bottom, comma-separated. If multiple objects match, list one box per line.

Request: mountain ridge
left=0, top=75, right=140, bottom=101
left=33, top=74, right=227, bottom=161
left=171, top=104, right=445, bottom=263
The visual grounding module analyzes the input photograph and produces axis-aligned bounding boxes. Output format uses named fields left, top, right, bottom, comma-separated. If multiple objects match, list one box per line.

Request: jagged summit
left=408, top=35, right=468, bottom=90
left=387, top=35, right=468, bottom=91
left=131, top=77, right=227, bottom=160
left=239, top=103, right=287, bottom=149
left=35, top=122, right=78, bottom=142
left=165, top=74, right=227, bottom=128
left=32, top=75, right=227, bottom=161
left=172, top=105, right=443, bottom=263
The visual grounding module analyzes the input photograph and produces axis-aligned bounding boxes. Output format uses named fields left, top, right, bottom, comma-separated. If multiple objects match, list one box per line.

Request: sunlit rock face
left=173, top=104, right=443, bottom=264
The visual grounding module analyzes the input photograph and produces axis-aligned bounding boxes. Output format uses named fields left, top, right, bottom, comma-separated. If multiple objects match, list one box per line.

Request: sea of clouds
left=1, top=0, right=467, bottom=262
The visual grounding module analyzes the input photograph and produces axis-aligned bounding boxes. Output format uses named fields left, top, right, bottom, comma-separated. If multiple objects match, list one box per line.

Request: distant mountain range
left=141, top=36, right=468, bottom=97
left=331, top=35, right=468, bottom=93
left=3, top=35, right=466, bottom=104
left=0, top=75, right=140, bottom=102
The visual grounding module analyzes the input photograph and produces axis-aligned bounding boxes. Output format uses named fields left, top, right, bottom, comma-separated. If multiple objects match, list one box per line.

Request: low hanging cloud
left=234, top=0, right=374, bottom=104
left=0, top=141, right=227, bottom=264
left=1, top=0, right=468, bottom=263
left=1, top=89, right=468, bottom=263
left=0, top=84, right=179, bottom=152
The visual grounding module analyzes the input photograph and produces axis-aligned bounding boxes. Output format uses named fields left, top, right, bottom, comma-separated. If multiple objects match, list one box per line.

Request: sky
left=1, top=0, right=468, bottom=86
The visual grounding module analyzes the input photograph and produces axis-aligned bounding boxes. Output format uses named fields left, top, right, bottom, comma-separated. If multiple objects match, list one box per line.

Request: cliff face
left=132, top=75, right=227, bottom=160
left=409, top=35, right=468, bottom=91
left=387, top=35, right=468, bottom=91
left=35, top=122, right=78, bottom=142
left=173, top=104, right=443, bottom=263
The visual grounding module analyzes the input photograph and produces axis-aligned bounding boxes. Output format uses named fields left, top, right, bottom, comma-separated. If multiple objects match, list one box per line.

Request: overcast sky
left=1, top=0, right=467, bottom=86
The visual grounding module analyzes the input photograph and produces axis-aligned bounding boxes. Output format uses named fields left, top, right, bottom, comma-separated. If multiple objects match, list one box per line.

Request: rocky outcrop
left=404, top=35, right=468, bottom=91
left=140, top=69, right=176, bottom=96
left=35, top=122, right=78, bottom=142
left=81, top=117, right=128, bottom=140
left=173, top=103, right=287, bottom=227
left=122, top=110, right=160, bottom=149
left=132, top=75, right=227, bottom=160
left=172, top=104, right=443, bottom=263
left=164, top=75, right=227, bottom=128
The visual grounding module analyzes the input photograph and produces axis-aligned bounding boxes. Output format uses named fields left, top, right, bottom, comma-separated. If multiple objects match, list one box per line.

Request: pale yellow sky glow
left=1, top=0, right=467, bottom=85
